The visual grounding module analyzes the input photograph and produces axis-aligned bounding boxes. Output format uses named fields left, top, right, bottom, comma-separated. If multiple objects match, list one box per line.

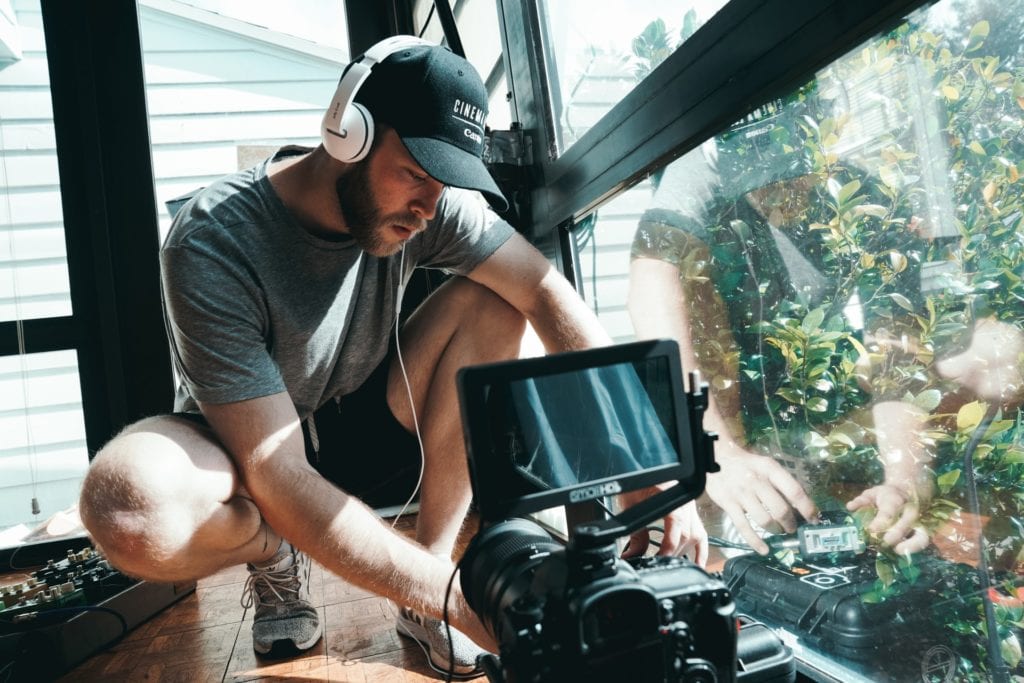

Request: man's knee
left=79, top=416, right=232, bottom=576
left=447, top=277, right=527, bottom=348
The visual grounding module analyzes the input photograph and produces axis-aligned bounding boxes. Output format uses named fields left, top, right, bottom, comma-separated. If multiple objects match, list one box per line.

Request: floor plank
left=2, top=513, right=479, bottom=682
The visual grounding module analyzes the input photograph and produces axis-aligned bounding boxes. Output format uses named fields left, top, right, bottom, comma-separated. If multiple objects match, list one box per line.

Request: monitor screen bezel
left=457, top=339, right=700, bottom=523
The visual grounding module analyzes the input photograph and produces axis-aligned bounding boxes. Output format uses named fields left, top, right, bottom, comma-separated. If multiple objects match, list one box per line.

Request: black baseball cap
left=715, top=82, right=818, bottom=199
left=355, top=44, right=508, bottom=212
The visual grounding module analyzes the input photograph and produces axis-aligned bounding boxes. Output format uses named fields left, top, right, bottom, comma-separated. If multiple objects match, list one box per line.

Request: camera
left=456, top=340, right=795, bottom=682
left=460, top=519, right=738, bottom=682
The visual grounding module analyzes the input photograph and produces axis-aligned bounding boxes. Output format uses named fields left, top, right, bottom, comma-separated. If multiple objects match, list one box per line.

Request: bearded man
left=77, top=38, right=707, bottom=679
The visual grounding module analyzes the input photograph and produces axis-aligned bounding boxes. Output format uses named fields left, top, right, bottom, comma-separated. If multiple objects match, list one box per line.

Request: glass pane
left=0, top=0, right=72, bottom=322
left=581, top=1, right=1024, bottom=680
left=138, top=1, right=349, bottom=240
left=0, top=350, right=88, bottom=548
left=412, top=0, right=511, bottom=130
left=542, top=0, right=728, bottom=153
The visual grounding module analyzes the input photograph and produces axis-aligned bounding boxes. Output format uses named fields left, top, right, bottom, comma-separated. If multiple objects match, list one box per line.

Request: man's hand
left=854, top=401, right=935, bottom=555
left=617, top=491, right=708, bottom=566
left=704, top=443, right=819, bottom=555
left=847, top=483, right=930, bottom=555
left=936, top=317, right=1024, bottom=404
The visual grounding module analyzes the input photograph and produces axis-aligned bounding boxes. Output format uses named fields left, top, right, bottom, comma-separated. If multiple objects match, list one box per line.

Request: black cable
left=0, top=603, right=128, bottom=637
left=432, top=0, right=465, bottom=58
left=962, top=403, right=1010, bottom=683
left=0, top=604, right=128, bottom=682
left=708, top=535, right=756, bottom=552
left=418, top=4, right=436, bottom=38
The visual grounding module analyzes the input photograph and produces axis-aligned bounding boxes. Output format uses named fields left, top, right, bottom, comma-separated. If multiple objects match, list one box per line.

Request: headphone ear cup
left=322, top=35, right=432, bottom=163
left=321, top=100, right=374, bottom=162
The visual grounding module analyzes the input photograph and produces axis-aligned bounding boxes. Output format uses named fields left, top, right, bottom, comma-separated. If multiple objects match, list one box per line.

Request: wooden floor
left=48, top=515, right=476, bottom=682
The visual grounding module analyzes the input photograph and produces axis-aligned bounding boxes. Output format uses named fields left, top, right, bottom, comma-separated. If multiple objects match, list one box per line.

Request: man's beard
left=335, top=162, right=425, bottom=257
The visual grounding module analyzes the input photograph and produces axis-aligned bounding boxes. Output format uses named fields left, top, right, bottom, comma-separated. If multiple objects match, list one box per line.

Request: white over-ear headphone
left=321, top=35, right=434, bottom=163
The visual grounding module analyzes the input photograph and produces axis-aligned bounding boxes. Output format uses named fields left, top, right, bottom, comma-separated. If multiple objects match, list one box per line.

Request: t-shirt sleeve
left=161, top=243, right=286, bottom=405
left=631, top=144, right=722, bottom=264
left=415, top=188, right=515, bottom=275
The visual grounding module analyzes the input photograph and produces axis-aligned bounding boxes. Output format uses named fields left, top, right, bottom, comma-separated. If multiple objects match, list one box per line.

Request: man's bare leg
left=79, top=415, right=282, bottom=582
left=386, top=277, right=526, bottom=560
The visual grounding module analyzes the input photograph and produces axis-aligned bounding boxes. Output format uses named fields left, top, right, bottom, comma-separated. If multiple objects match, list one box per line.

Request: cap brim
left=402, top=137, right=509, bottom=212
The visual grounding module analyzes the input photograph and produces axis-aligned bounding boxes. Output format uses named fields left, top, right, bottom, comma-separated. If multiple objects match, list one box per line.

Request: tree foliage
left=632, top=5, right=1024, bottom=679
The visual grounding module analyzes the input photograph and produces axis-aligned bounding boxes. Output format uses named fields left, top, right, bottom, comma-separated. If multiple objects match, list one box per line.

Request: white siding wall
left=0, top=1, right=80, bottom=532
left=0, top=0, right=68, bottom=324
left=578, top=181, right=654, bottom=344
left=139, top=3, right=345, bottom=237
left=0, top=0, right=345, bottom=533
left=0, top=350, right=86, bottom=532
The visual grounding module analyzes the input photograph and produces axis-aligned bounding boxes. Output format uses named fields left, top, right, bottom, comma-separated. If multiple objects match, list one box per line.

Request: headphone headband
left=321, top=36, right=435, bottom=163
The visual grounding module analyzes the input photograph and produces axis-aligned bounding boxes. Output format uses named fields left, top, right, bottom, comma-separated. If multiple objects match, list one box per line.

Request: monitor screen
left=458, top=340, right=698, bottom=522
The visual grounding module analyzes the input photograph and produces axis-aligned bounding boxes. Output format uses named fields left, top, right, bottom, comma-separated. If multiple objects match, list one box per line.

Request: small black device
left=0, top=546, right=195, bottom=680
left=457, top=339, right=795, bottom=682
left=724, top=513, right=935, bottom=670
left=762, top=511, right=865, bottom=565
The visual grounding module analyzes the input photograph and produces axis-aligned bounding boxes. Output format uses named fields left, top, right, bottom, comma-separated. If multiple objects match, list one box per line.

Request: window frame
left=39, top=0, right=173, bottom=448
left=496, top=0, right=930, bottom=239
left=0, top=0, right=173, bottom=566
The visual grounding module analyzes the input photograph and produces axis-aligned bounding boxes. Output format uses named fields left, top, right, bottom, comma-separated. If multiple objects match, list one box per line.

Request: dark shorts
left=177, top=355, right=422, bottom=510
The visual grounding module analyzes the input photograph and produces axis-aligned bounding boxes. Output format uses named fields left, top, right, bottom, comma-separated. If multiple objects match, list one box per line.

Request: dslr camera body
left=456, top=340, right=793, bottom=682
left=461, top=518, right=738, bottom=682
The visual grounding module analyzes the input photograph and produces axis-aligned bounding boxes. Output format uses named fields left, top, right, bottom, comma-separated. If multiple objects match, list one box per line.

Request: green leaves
left=889, top=292, right=915, bottom=311
left=957, top=401, right=988, bottom=432
left=937, top=469, right=961, bottom=494
left=632, top=18, right=673, bottom=79
left=878, top=164, right=903, bottom=188
left=762, top=307, right=868, bottom=425
left=965, top=20, right=990, bottom=53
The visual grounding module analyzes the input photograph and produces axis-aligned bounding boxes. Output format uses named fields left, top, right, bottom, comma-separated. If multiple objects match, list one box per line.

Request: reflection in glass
left=541, top=0, right=728, bottom=153
left=579, top=1, right=1024, bottom=680
left=484, top=360, right=679, bottom=493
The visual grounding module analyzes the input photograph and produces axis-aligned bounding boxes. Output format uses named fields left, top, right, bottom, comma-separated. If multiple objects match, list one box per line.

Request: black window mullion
left=41, top=0, right=173, bottom=452
left=0, top=318, right=80, bottom=356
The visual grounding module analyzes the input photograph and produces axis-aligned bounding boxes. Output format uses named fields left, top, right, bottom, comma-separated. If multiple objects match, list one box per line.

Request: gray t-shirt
left=161, top=148, right=515, bottom=419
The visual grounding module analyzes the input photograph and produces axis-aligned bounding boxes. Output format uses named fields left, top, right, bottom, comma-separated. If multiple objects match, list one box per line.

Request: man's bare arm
left=847, top=400, right=933, bottom=554
left=199, top=391, right=495, bottom=649
left=629, top=256, right=818, bottom=554
left=468, top=232, right=612, bottom=352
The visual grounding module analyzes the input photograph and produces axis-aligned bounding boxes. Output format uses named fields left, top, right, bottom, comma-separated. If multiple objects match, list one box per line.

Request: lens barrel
left=460, top=518, right=563, bottom=637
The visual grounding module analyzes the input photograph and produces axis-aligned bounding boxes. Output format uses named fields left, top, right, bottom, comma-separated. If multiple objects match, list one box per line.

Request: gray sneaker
left=396, top=606, right=486, bottom=678
left=241, top=542, right=322, bottom=655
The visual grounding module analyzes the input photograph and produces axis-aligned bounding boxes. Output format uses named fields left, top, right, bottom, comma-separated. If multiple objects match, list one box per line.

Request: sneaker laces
left=241, top=547, right=310, bottom=611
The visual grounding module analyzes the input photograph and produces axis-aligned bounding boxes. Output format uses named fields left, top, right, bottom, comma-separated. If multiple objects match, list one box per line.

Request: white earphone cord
left=391, top=244, right=427, bottom=528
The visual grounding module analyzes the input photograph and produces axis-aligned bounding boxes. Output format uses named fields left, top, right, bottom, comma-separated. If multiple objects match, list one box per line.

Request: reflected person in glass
left=628, top=86, right=937, bottom=557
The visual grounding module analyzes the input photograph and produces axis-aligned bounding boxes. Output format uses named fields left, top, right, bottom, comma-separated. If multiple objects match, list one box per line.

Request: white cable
left=1, top=114, right=41, bottom=516
left=385, top=247, right=452, bottom=648
left=390, top=244, right=427, bottom=529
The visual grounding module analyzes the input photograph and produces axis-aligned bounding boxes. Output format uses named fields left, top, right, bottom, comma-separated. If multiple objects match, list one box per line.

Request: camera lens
left=460, top=518, right=563, bottom=638
left=682, top=660, right=718, bottom=682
